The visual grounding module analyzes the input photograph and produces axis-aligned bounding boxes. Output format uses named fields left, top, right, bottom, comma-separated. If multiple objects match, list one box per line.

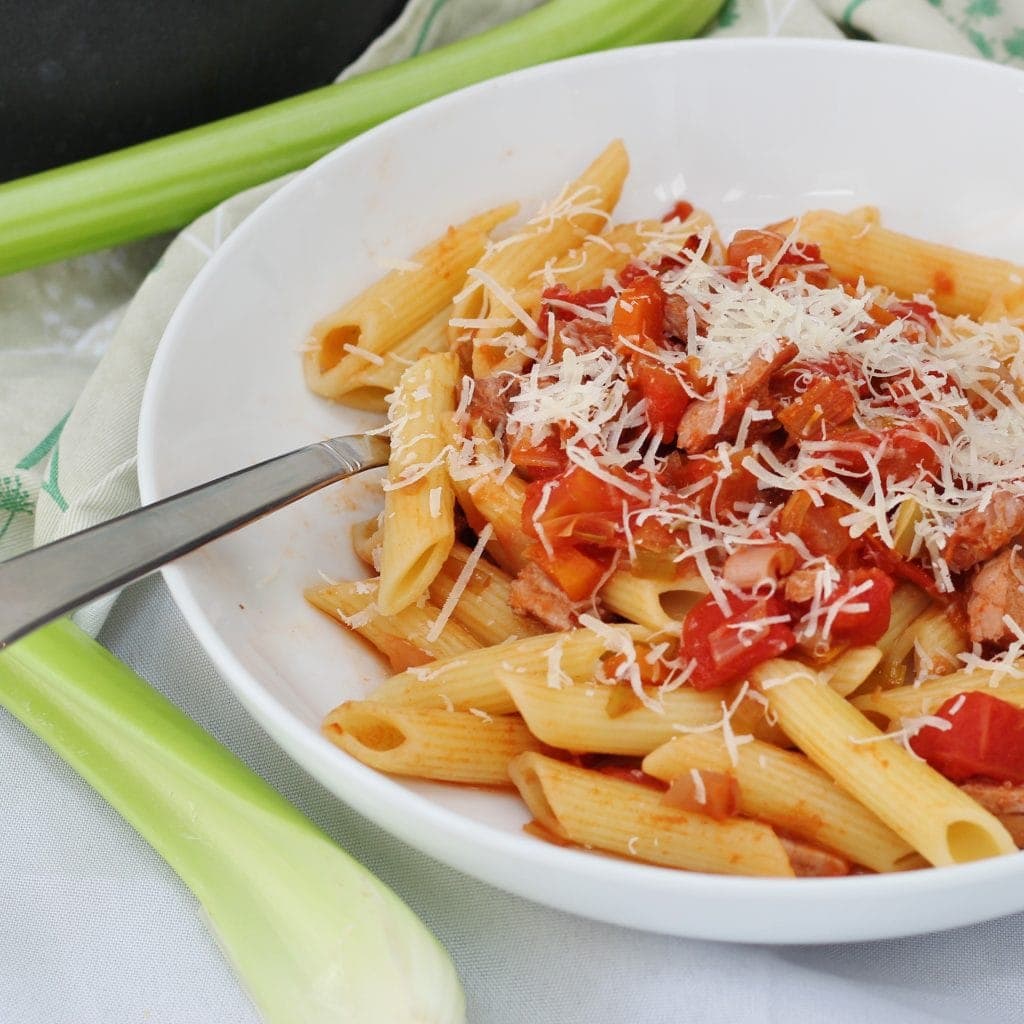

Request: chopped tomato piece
left=660, top=449, right=761, bottom=519
left=602, top=642, right=674, bottom=688
left=522, top=540, right=610, bottom=602
left=662, top=200, right=694, bottom=223
left=633, top=357, right=690, bottom=438
left=826, top=426, right=941, bottom=484
left=910, top=692, right=1024, bottom=785
left=775, top=353, right=869, bottom=400
left=889, top=298, right=937, bottom=328
left=863, top=535, right=942, bottom=599
left=662, top=770, right=740, bottom=820
left=508, top=431, right=568, bottom=481
left=617, top=261, right=654, bottom=287
left=727, top=229, right=786, bottom=275
left=777, top=377, right=856, bottom=440
left=726, top=231, right=829, bottom=288
left=682, top=593, right=797, bottom=691
left=611, top=276, right=665, bottom=346
left=539, top=283, right=615, bottom=325
left=772, top=240, right=830, bottom=288
left=523, top=465, right=640, bottom=549
left=820, top=568, right=895, bottom=646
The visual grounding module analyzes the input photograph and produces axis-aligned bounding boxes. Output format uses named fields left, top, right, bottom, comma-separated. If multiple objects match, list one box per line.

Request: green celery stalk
left=0, top=0, right=723, bottom=275
left=0, top=619, right=465, bottom=1023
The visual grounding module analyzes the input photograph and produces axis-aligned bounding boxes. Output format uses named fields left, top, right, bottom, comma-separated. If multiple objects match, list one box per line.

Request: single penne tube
left=456, top=141, right=629, bottom=375
left=377, top=352, right=459, bottom=615
left=498, top=669, right=780, bottom=756
left=752, top=659, right=1016, bottom=867
left=508, top=752, right=795, bottom=877
left=600, top=571, right=707, bottom=631
left=323, top=701, right=539, bottom=786
left=305, top=578, right=480, bottom=671
left=371, top=624, right=651, bottom=714
left=305, top=202, right=516, bottom=397
left=428, top=541, right=546, bottom=646
left=329, top=308, right=451, bottom=411
left=852, top=668, right=1024, bottom=723
left=823, top=645, right=883, bottom=698
left=909, top=605, right=969, bottom=677
left=642, top=734, right=918, bottom=873
left=859, top=583, right=933, bottom=692
left=456, top=471, right=531, bottom=572
left=795, top=207, right=1024, bottom=319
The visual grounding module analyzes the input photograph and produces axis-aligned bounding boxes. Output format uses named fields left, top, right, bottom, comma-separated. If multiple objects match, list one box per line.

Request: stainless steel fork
left=0, top=434, right=389, bottom=649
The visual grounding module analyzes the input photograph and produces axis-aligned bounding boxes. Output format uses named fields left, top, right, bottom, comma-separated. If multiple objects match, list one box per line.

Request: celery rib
left=0, top=620, right=465, bottom=1023
left=0, top=0, right=723, bottom=275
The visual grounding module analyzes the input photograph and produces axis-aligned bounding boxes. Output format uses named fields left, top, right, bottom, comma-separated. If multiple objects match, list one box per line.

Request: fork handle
left=0, top=434, right=389, bottom=650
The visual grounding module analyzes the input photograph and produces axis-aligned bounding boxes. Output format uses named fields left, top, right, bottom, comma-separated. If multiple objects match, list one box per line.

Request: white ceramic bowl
left=138, top=39, right=1024, bottom=943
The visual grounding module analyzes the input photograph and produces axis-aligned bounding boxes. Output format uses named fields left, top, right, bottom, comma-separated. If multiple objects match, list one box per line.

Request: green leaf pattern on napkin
left=714, top=0, right=1024, bottom=66
left=0, top=475, right=32, bottom=543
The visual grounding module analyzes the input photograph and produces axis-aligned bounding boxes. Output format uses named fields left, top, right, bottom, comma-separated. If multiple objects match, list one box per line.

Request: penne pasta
left=324, top=701, right=538, bottom=785
left=859, top=584, right=933, bottom=692
left=795, top=206, right=1024, bottom=319
left=305, top=203, right=516, bottom=398
left=498, top=669, right=782, bottom=757
left=823, top=645, right=883, bottom=698
left=909, top=606, right=969, bottom=678
left=600, top=571, right=707, bottom=631
left=508, top=752, right=795, bottom=877
left=371, top=625, right=652, bottom=714
left=331, top=308, right=451, bottom=412
left=306, top=578, right=480, bottom=671
left=377, top=352, right=459, bottom=615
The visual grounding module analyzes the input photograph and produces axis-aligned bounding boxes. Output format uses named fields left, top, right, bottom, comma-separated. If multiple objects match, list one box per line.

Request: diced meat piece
left=960, top=784, right=1024, bottom=847
left=509, top=562, right=576, bottom=631
left=778, top=835, right=851, bottom=877
left=676, top=341, right=798, bottom=453
left=960, top=780, right=1024, bottom=816
left=663, top=294, right=690, bottom=340
left=965, top=547, right=1024, bottom=644
left=943, top=490, right=1024, bottom=572
left=784, top=568, right=823, bottom=604
left=559, top=317, right=612, bottom=354
left=467, top=375, right=518, bottom=433
left=722, top=543, right=797, bottom=590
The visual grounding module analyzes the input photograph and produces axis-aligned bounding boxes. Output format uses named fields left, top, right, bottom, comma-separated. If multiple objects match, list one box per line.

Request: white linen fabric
left=3, top=1, right=1024, bottom=1021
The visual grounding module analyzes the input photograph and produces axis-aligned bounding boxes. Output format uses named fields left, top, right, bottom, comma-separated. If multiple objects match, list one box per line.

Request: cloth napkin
left=3, top=1, right=1024, bottom=1021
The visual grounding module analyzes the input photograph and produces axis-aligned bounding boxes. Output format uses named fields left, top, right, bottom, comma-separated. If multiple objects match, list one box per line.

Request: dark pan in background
left=0, top=0, right=407, bottom=182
